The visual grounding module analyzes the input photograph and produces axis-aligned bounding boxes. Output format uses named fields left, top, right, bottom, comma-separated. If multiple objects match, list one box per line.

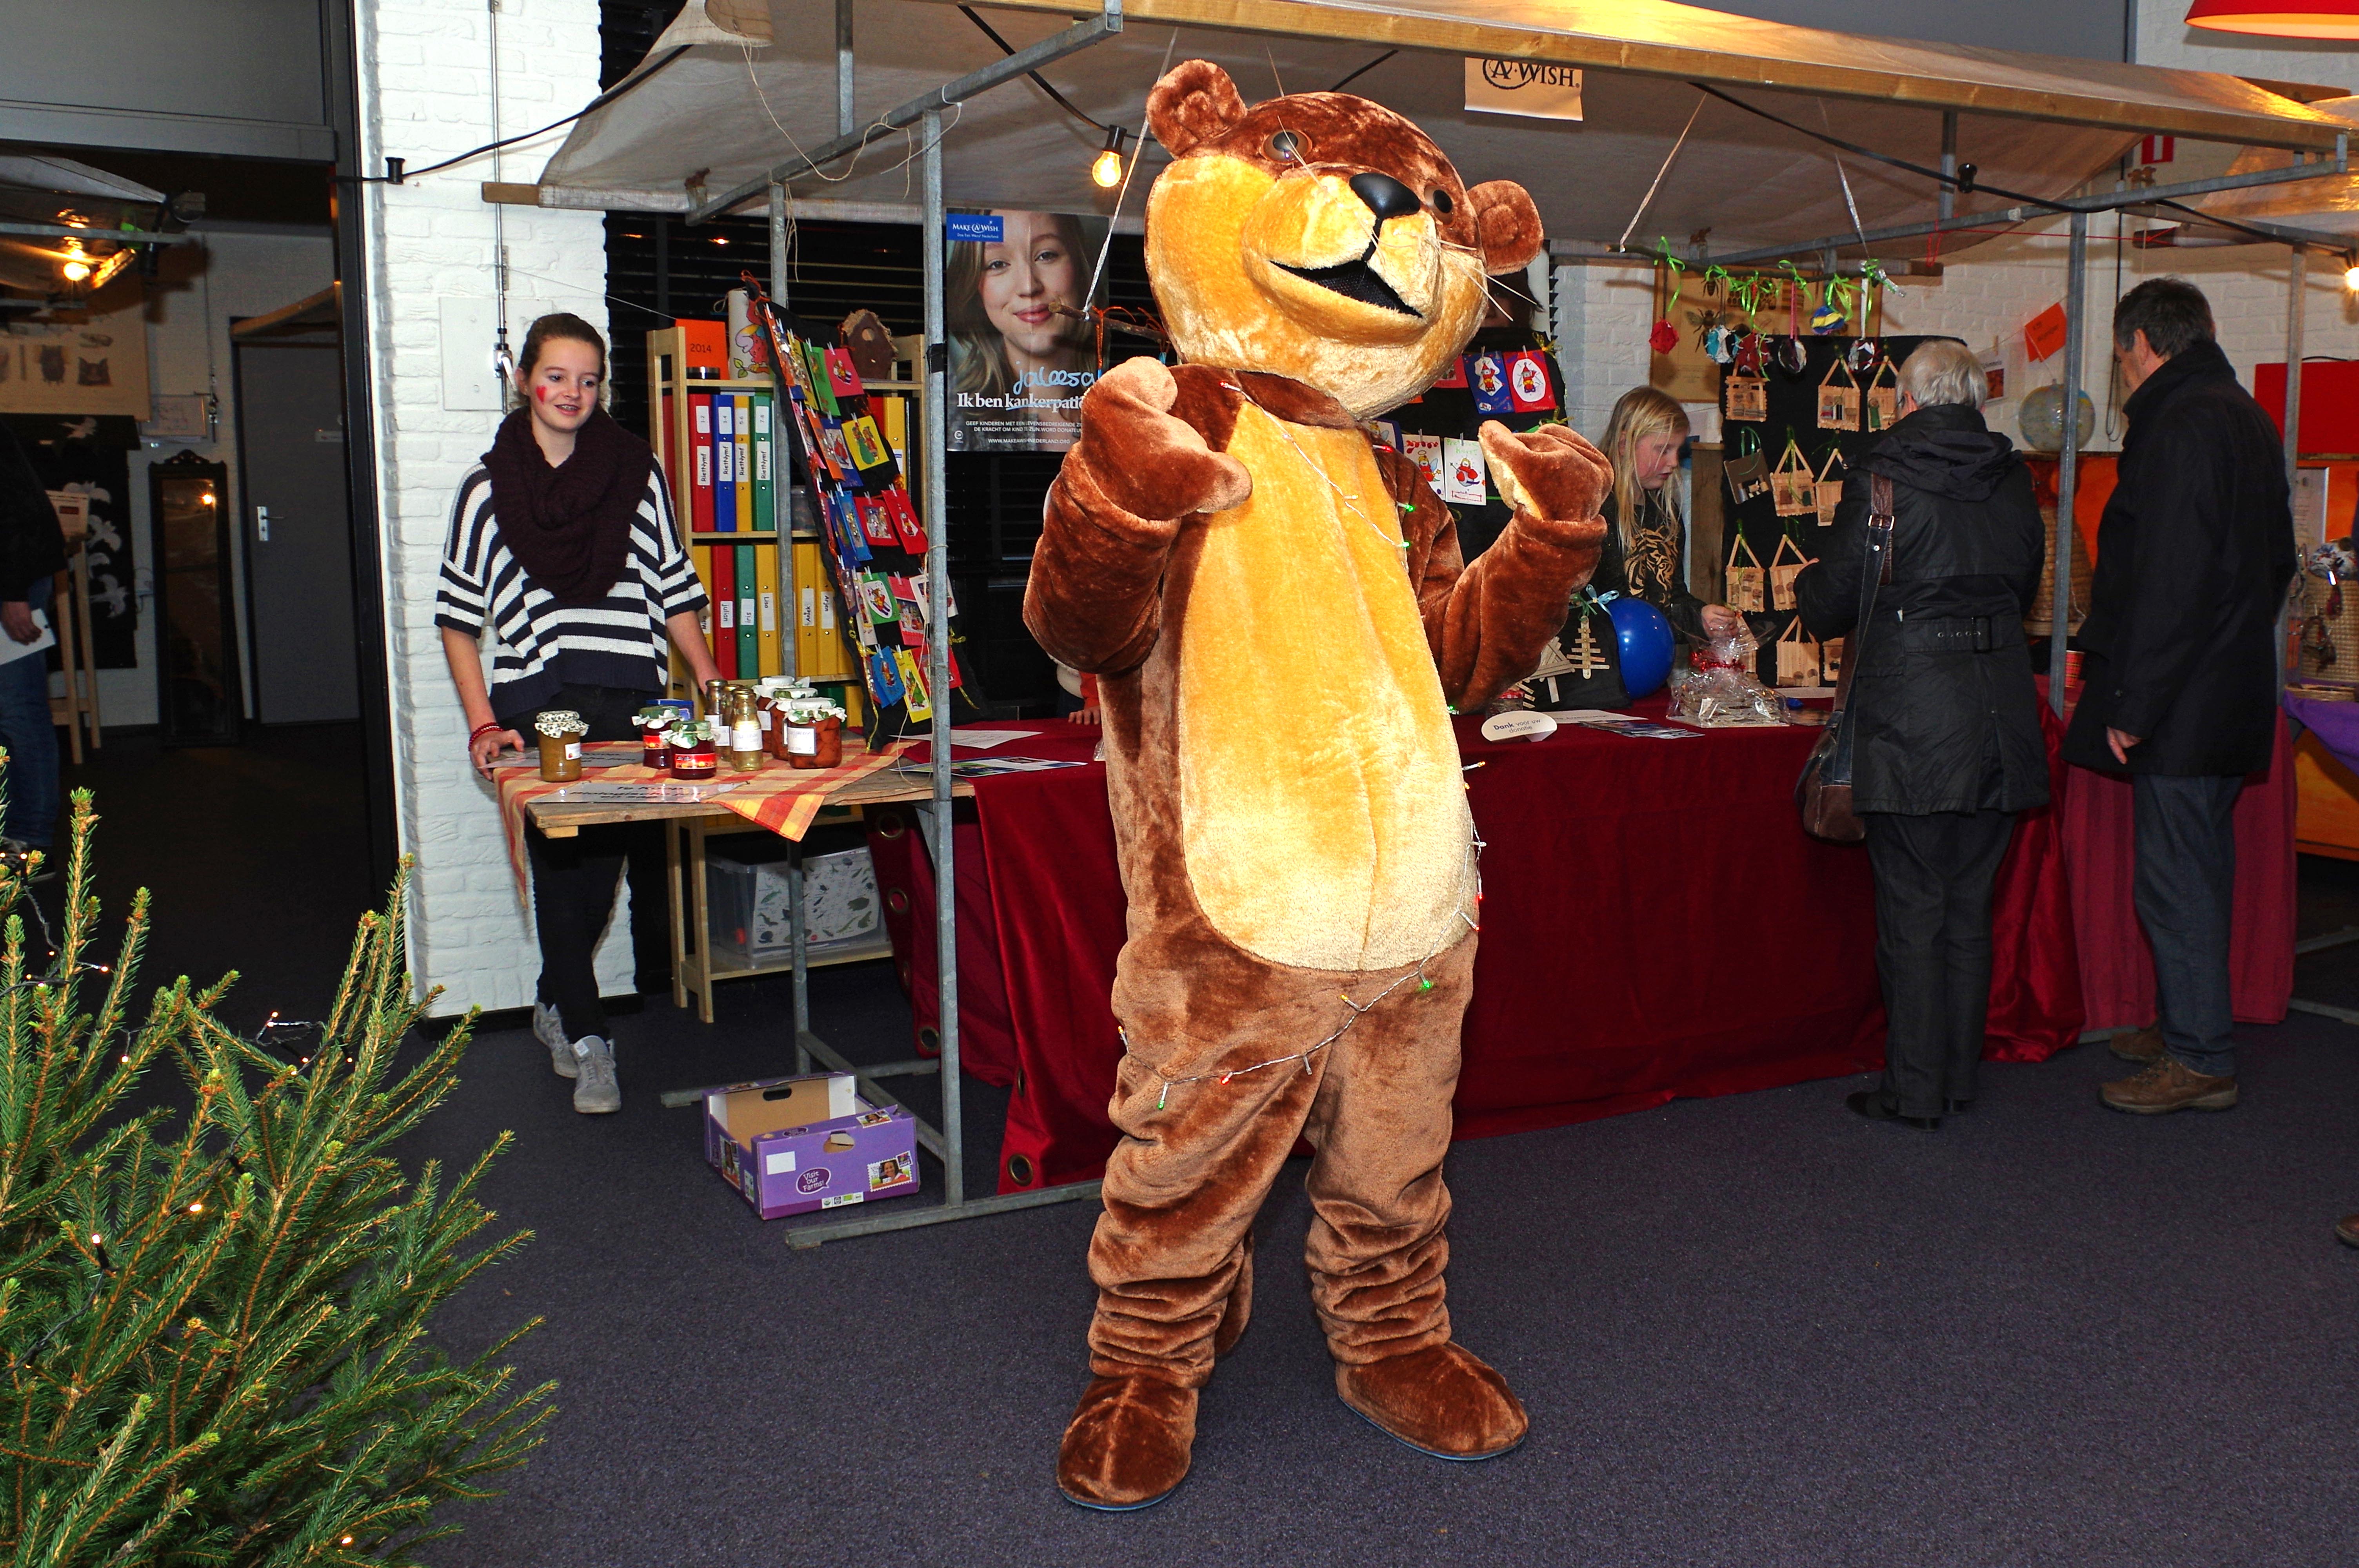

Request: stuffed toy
left=1025, top=60, right=1611, bottom=1510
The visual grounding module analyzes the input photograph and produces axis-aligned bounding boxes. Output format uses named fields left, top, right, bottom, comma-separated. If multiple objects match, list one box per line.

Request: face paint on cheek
left=535, top=385, right=551, bottom=403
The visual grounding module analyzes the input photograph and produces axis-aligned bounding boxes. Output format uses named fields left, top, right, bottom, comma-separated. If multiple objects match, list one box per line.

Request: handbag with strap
left=1795, top=474, right=1894, bottom=843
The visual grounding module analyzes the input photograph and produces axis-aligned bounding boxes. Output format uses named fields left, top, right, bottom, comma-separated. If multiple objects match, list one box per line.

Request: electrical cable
left=1687, top=82, right=2067, bottom=218
left=958, top=6, right=1109, bottom=132
left=343, top=45, right=690, bottom=184
left=1329, top=51, right=1397, bottom=93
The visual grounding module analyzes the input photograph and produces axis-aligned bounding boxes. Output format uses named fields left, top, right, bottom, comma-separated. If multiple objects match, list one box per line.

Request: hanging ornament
left=1650, top=238, right=1685, bottom=357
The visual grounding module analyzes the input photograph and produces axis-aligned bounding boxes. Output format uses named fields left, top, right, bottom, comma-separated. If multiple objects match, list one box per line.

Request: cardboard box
left=702, top=1072, right=920, bottom=1219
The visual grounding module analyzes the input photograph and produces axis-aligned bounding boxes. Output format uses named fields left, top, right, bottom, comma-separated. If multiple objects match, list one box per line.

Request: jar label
left=674, top=753, right=716, bottom=774
left=732, top=723, right=761, bottom=751
left=758, top=708, right=774, bottom=731
left=564, top=742, right=581, bottom=760
left=785, top=726, right=818, bottom=755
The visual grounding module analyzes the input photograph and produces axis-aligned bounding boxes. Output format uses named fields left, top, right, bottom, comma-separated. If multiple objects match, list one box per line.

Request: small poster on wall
left=945, top=209, right=1109, bottom=454
left=0, top=279, right=150, bottom=420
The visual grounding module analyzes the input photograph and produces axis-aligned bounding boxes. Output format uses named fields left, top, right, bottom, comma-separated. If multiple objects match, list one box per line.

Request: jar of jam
left=535, top=710, right=589, bottom=782
left=667, top=723, right=718, bottom=780
left=780, top=698, right=847, bottom=769
left=634, top=705, right=673, bottom=768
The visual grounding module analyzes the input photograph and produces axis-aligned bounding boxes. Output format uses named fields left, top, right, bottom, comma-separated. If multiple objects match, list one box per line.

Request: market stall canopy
left=0, top=155, right=166, bottom=295
left=529, top=0, right=2351, bottom=260
left=2183, top=95, right=2359, bottom=240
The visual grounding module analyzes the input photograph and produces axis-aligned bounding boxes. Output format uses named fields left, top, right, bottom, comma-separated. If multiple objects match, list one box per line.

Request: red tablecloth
left=866, top=701, right=2111, bottom=1194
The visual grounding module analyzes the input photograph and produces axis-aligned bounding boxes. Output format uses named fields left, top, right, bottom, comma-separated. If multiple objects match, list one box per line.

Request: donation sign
left=945, top=208, right=1108, bottom=453
left=1463, top=58, right=1583, bottom=122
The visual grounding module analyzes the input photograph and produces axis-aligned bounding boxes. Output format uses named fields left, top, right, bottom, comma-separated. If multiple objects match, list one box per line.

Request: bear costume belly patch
left=1177, top=401, right=1473, bottom=971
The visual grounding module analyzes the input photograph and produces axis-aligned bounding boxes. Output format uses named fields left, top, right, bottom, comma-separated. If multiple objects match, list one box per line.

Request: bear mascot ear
left=1469, top=180, right=1544, bottom=275
left=1147, top=59, right=1250, bottom=156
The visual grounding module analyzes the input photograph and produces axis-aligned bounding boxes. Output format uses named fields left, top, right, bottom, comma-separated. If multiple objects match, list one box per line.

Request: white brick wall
left=356, top=0, right=631, bottom=1015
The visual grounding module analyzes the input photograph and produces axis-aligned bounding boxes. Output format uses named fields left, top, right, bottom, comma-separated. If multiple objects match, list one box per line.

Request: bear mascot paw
left=1025, top=58, right=1609, bottom=1510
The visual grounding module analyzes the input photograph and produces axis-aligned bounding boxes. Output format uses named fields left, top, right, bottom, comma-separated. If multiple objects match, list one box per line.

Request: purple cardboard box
left=702, top=1072, right=920, bottom=1220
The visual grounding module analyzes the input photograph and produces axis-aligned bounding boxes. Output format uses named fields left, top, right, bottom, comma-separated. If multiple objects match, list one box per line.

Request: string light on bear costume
left=1137, top=835, right=1487, bottom=1111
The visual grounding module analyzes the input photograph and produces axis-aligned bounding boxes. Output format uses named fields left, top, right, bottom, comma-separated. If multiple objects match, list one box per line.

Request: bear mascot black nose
left=1348, top=172, right=1422, bottom=222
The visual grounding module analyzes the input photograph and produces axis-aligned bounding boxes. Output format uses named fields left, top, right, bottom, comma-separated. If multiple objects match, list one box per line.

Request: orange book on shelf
left=680, top=319, right=727, bottom=380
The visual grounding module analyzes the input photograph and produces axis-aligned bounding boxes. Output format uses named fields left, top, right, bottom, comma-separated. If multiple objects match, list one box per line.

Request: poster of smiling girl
left=945, top=209, right=1107, bottom=453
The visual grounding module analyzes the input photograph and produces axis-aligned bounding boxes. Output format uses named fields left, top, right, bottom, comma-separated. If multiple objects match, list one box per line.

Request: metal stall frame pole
left=2049, top=210, right=2087, bottom=713
left=921, top=107, right=965, bottom=1213
left=779, top=116, right=1106, bottom=1248
left=836, top=0, right=856, bottom=138
left=2286, top=247, right=2307, bottom=501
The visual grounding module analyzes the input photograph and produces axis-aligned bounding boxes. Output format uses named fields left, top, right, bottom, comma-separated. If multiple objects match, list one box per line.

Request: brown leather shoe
left=2337, top=1214, right=2359, bottom=1249
left=2100, top=1056, right=2238, bottom=1115
left=1056, top=1373, right=1196, bottom=1511
left=1336, top=1342, right=1528, bottom=1461
left=2109, top=1025, right=2166, bottom=1064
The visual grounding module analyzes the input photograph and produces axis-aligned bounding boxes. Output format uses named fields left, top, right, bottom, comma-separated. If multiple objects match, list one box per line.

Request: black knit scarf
left=482, top=406, right=655, bottom=607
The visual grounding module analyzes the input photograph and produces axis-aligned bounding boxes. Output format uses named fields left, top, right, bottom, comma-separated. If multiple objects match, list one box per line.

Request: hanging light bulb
left=2344, top=255, right=2359, bottom=291
left=1090, top=126, right=1127, bottom=190
left=60, top=259, right=90, bottom=282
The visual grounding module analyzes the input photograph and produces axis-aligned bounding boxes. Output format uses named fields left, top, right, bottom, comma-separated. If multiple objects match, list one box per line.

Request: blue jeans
left=2132, top=773, right=2243, bottom=1078
left=0, top=583, right=60, bottom=848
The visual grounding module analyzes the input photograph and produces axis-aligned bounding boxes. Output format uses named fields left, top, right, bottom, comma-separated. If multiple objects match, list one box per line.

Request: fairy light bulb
left=2344, top=261, right=2359, bottom=291
left=61, top=259, right=91, bottom=282
left=1090, top=126, right=1127, bottom=189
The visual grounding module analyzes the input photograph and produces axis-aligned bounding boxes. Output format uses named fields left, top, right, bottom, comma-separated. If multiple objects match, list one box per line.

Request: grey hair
left=1896, top=339, right=1986, bottom=410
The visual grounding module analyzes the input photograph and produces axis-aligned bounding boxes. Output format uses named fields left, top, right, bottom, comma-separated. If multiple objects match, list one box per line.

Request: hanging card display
left=1433, top=357, right=1468, bottom=389
left=1865, top=359, right=1901, bottom=431
left=1775, top=615, right=1822, bottom=686
left=1769, top=530, right=1808, bottom=610
left=1401, top=432, right=1444, bottom=493
left=1722, top=429, right=1770, bottom=506
left=1770, top=436, right=1816, bottom=519
left=896, top=649, right=932, bottom=722
left=1441, top=437, right=1487, bottom=505
left=824, top=347, right=865, bottom=400
left=1506, top=350, right=1556, bottom=412
left=1468, top=353, right=1513, bottom=415
left=1815, top=447, right=1847, bottom=526
left=1816, top=359, right=1861, bottom=432
left=1726, top=530, right=1768, bottom=612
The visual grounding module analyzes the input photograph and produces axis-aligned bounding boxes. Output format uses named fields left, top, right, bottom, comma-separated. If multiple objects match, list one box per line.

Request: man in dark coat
left=2062, top=278, right=2296, bottom=1115
left=1798, top=340, right=2048, bottom=1129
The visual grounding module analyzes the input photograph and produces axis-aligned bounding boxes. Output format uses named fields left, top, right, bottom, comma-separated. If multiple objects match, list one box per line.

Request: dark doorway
left=233, top=314, right=359, bottom=724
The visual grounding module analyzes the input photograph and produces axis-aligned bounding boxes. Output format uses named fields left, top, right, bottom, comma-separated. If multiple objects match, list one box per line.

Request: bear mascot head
left=1142, top=58, right=1545, bottom=415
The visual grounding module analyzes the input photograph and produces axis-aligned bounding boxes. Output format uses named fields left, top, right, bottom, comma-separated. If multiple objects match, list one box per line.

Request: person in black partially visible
left=1797, top=340, right=2048, bottom=1131
left=2063, top=279, right=2295, bottom=1117
left=0, top=421, right=67, bottom=873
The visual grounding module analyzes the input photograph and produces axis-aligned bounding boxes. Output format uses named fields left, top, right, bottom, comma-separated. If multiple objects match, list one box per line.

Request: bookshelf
left=643, top=325, right=926, bottom=721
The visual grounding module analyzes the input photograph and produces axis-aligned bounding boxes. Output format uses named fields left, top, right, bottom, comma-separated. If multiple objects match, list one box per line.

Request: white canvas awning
left=529, top=0, right=2352, bottom=260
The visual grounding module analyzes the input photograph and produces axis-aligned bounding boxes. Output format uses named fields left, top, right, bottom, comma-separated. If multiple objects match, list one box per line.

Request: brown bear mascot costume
left=1026, top=60, right=1610, bottom=1509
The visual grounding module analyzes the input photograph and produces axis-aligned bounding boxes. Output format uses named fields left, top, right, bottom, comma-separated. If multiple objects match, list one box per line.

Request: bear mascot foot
left=1056, top=1373, right=1198, bottom=1511
left=1335, top=1343, right=1529, bottom=1461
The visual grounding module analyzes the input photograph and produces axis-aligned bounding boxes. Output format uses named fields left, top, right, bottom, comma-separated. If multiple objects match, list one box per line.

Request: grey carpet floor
left=414, top=954, right=2359, bottom=1568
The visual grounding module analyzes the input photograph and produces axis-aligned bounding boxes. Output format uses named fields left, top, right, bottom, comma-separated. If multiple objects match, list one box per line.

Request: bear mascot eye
left=1431, top=189, right=1454, bottom=216
left=1267, top=129, right=1307, bottom=163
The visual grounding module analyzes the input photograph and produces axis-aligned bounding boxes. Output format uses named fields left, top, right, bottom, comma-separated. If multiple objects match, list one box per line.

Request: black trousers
left=497, top=683, right=669, bottom=1042
left=2132, top=773, right=2243, bottom=1078
left=1862, top=808, right=2019, bottom=1118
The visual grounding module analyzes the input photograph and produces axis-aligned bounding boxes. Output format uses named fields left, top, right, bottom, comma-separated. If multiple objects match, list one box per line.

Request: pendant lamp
left=2186, top=0, right=2359, bottom=37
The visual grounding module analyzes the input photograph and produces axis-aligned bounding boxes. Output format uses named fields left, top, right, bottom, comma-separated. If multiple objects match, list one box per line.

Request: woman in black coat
left=1795, top=340, right=2048, bottom=1131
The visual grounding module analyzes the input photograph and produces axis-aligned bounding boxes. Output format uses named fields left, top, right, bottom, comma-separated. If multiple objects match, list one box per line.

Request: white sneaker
left=571, top=1036, right=620, bottom=1114
left=533, top=1001, right=576, bottom=1079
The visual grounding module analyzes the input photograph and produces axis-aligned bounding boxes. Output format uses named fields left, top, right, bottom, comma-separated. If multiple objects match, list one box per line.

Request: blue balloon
left=1606, top=596, right=1676, bottom=700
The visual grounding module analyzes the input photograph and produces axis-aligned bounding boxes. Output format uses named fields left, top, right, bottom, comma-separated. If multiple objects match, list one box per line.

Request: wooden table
left=524, top=764, right=971, bottom=1025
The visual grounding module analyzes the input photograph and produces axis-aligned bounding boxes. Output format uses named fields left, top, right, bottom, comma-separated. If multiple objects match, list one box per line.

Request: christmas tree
left=2, top=790, right=552, bottom=1564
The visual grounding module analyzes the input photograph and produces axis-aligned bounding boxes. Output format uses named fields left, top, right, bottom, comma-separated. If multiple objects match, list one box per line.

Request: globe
left=1607, top=597, right=1676, bottom=700
left=2018, top=384, right=2096, bottom=452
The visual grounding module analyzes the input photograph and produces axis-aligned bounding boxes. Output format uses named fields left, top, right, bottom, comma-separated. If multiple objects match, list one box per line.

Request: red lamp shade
left=2186, top=0, right=2359, bottom=36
